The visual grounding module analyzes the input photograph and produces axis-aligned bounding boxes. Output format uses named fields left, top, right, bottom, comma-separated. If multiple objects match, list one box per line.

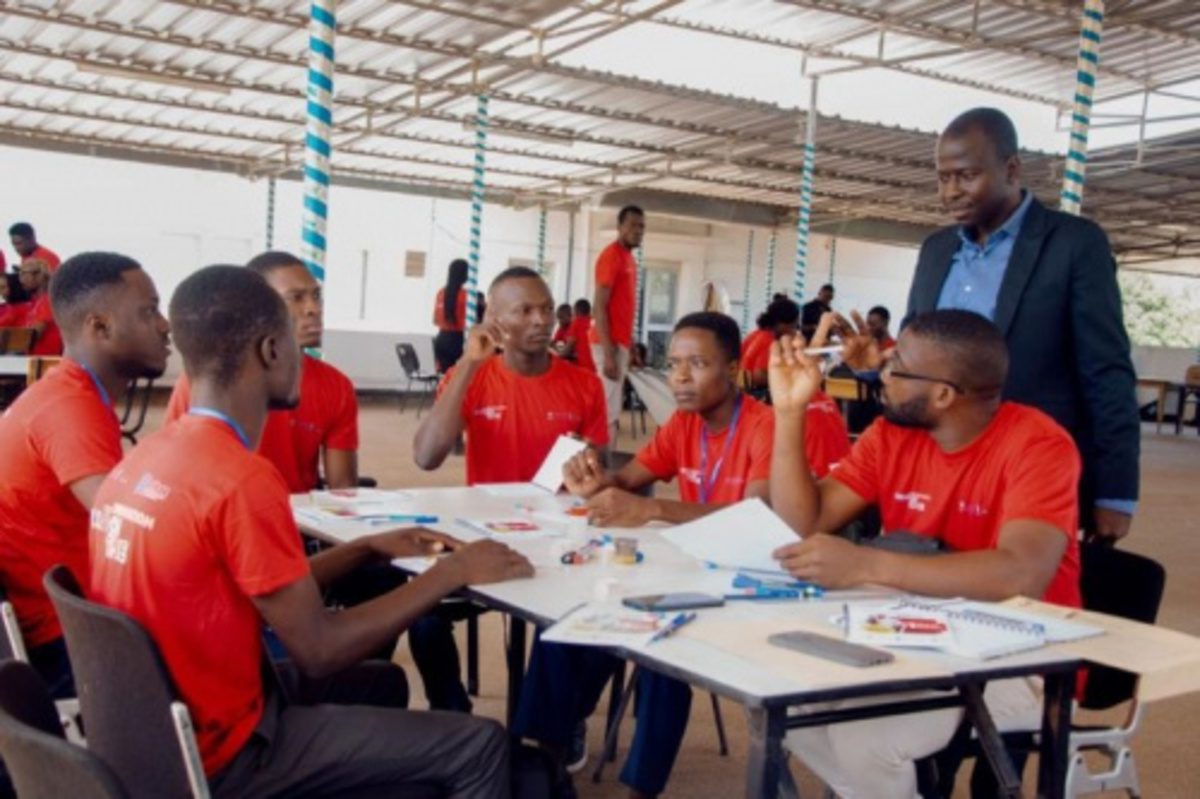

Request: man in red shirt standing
left=8, top=223, right=61, bottom=272
left=591, top=205, right=645, bottom=438
left=768, top=309, right=1081, bottom=798
left=90, top=265, right=531, bottom=798
left=165, top=251, right=358, bottom=491
left=0, top=251, right=170, bottom=697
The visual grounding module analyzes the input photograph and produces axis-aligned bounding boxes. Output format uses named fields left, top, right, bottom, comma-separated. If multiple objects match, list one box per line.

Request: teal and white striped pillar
left=266, top=176, right=276, bottom=249
left=765, top=227, right=777, bottom=303
left=536, top=206, right=548, bottom=277
left=1060, top=0, right=1104, bottom=215
left=301, top=0, right=336, bottom=282
left=793, top=77, right=819, bottom=301
left=466, top=93, right=490, bottom=325
left=634, top=245, right=646, bottom=343
left=828, top=236, right=838, bottom=287
left=741, top=229, right=756, bottom=331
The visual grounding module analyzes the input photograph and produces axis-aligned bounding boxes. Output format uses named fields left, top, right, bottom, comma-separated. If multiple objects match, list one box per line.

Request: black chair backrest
left=395, top=343, right=421, bottom=378
left=43, top=566, right=195, bottom=797
left=0, top=660, right=129, bottom=799
left=1078, top=543, right=1167, bottom=710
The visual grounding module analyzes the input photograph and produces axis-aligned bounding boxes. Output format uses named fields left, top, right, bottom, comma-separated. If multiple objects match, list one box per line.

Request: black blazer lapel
left=993, top=197, right=1050, bottom=336
left=911, top=230, right=960, bottom=314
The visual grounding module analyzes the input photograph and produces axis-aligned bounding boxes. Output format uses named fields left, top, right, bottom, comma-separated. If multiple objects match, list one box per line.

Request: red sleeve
left=323, top=371, right=359, bottom=451
left=28, top=296, right=53, bottom=324
left=745, top=410, right=775, bottom=484
left=583, top=374, right=610, bottom=446
left=34, top=398, right=123, bottom=486
left=635, top=412, right=685, bottom=481
left=828, top=417, right=886, bottom=503
left=594, top=246, right=622, bottom=288
left=999, top=429, right=1080, bottom=538
left=804, top=403, right=852, bottom=479
left=164, top=375, right=191, bottom=424
left=212, top=464, right=311, bottom=597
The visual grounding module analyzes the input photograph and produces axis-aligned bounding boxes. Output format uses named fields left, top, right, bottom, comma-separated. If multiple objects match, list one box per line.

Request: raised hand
left=768, top=334, right=825, bottom=413
left=464, top=320, right=504, bottom=364
left=834, top=310, right=884, bottom=371
left=446, top=539, right=534, bottom=585
left=563, top=448, right=612, bottom=498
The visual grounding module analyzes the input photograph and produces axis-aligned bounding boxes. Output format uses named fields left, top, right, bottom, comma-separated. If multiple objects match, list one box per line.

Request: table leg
left=505, top=616, right=527, bottom=730
left=744, top=705, right=787, bottom=799
left=961, top=682, right=1021, bottom=798
left=1036, top=671, right=1074, bottom=799
left=1156, top=385, right=1165, bottom=434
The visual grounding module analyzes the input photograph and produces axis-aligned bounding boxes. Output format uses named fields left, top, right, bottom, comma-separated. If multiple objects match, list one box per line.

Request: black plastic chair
left=395, top=343, right=439, bottom=417
left=43, top=566, right=210, bottom=799
left=119, top=377, right=155, bottom=445
left=0, top=660, right=129, bottom=799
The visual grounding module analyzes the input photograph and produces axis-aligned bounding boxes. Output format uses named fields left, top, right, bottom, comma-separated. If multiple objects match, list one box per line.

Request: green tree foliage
left=1119, top=272, right=1200, bottom=348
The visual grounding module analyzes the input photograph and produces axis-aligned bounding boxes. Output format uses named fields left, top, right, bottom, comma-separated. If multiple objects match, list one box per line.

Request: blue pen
left=649, top=611, right=697, bottom=644
left=364, top=514, right=439, bottom=525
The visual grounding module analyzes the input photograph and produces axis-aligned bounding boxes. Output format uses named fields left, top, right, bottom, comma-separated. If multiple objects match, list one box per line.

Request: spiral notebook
left=846, top=599, right=1102, bottom=660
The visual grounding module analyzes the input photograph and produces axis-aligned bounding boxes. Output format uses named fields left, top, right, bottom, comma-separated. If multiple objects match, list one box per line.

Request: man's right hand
left=602, top=347, right=619, bottom=380
left=768, top=334, right=824, bottom=413
left=834, top=311, right=884, bottom=371
left=444, top=539, right=533, bottom=585
left=563, top=448, right=611, bottom=498
left=464, top=322, right=503, bottom=364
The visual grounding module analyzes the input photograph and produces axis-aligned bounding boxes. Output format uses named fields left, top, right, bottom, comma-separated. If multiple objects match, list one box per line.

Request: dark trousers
left=434, top=330, right=465, bottom=374
left=210, top=661, right=509, bottom=799
left=513, top=639, right=692, bottom=796
left=27, top=636, right=75, bottom=700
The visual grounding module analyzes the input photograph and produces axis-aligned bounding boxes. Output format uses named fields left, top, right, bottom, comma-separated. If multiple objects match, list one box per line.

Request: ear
left=1006, top=154, right=1022, bottom=185
left=83, top=311, right=113, bottom=341
left=932, top=383, right=957, bottom=411
left=257, top=333, right=278, bottom=371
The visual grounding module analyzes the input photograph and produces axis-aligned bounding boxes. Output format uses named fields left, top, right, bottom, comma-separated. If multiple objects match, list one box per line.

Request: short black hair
left=618, top=205, right=644, bottom=224
left=574, top=298, right=592, bottom=315
left=556, top=303, right=572, bottom=314
left=904, top=309, right=1009, bottom=396
left=8, top=222, right=33, bottom=238
left=489, top=265, right=542, bottom=290
left=943, top=107, right=1019, bottom=162
left=766, top=296, right=800, bottom=325
left=755, top=311, right=773, bottom=330
left=819, top=283, right=835, bottom=294
left=673, top=311, right=741, bottom=363
left=868, top=305, right=891, bottom=322
left=49, top=252, right=142, bottom=334
left=246, top=250, right=306, bottom=277
left=170, top=265, right=289, bottom=388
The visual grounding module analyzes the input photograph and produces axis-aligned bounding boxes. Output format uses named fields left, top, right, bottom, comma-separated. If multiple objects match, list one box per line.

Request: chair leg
left=466, top=612, right=480, bottom=698
left=711, top=692, right=730, bottom=756
left=399, top=378, right=411, bottom=413
left=593, top=664, right=638, bottom=783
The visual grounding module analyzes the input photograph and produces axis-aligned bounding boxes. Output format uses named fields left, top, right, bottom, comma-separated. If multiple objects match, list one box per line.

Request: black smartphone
left=621, top=593, right=726, bottom=612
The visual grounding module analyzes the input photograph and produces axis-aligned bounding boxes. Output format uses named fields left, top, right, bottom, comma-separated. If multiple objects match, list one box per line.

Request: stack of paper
left=542, top=603, right=671, bottom=648
left=660, top=498, right=799, bottom=577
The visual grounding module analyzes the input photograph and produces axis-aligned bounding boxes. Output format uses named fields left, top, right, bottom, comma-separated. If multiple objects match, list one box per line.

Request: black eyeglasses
left=883, top=360, right=966, bottom=395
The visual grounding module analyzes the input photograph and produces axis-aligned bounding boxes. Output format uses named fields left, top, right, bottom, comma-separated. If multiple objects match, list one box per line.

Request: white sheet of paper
left=477, top=482, right=548, bottom=498
left=660, top=498, right=799, bottom=577
left=531, top=435, right=589, bottom=493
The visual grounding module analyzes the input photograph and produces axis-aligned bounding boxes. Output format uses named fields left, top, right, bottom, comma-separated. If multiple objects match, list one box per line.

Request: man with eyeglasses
left=767, top=308, right=1082, bottom=798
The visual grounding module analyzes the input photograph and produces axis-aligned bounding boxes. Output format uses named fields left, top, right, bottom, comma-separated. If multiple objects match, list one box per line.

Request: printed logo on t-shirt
left=680, top=468, right=701, bottom=485
left=957, top=500, right=990, bottom=518
left=473, top=405, right=507, bottom=422
left=92, top=502, right=155, bottom=566
left=894, top=491, right=931, bottom=512
left=546, top=411, right=582, bottom=425
left=133, top=472, right=172, bottom=502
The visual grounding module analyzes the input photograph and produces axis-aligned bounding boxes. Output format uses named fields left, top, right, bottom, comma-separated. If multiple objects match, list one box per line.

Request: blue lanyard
left=75, top=360, right=112, bottom=409
left=188, top=407, right=252, bottom=450
left=698, top=394, right=743, bottom=505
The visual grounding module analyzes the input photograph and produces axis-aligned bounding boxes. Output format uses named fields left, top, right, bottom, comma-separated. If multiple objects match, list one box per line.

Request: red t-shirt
left=741, top=329, right=773, bottom=374
left=0, top=302, right=26, bottom=328
left=433, top=288, right=469, bottom=333
left=805, top=391, right=851, bottom=479
left=590, top=242, right=637, bottom=348
left=552, top=325, right=571, bottom=346
left=442, top=355, right=609, bottom=485
left=831, top=402, right=1082, bottom=608
left=569, top=314, right=596, bottom=372
left=0, top=359, right=122, bottom=646
left=25, top=293, right=62, bottom=355
left=166, top=356, right=358, bottom=493
left=23, top=246, right=61, bottom=272
left=636, top=394, right=774, bottom=504
left=89, top=415, right=310, bottom=776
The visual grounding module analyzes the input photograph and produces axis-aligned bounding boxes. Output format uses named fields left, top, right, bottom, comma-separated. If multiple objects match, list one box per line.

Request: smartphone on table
left=621, top=593, right=726, bottom=612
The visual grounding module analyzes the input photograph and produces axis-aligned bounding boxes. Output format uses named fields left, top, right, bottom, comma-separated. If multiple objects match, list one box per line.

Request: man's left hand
left=1086, top=506, right=1132, bottom=545
left=369, top=528, right=463, bottom=558
left=586, top=488, right=655, bottom=528
left=772, top=534, right=869, bottom=589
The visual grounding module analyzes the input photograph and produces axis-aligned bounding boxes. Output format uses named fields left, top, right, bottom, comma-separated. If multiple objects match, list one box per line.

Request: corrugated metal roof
left=0, top=0, right=1196, bottom=264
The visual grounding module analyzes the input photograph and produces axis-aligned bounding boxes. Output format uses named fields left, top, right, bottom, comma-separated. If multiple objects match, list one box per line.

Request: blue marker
left=649, top=611, right=698, bottom=644
left=364, top=514, right=439, bottom=525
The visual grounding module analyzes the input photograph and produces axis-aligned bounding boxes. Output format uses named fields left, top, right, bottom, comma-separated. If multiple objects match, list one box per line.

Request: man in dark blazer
left=906, top=107, right=1139, bottom=544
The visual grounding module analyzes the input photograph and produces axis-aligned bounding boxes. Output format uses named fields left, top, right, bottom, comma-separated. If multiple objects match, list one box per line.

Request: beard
left=881, top=394, right=935, bottom=429
left=268, top=394, right=301, bottom=411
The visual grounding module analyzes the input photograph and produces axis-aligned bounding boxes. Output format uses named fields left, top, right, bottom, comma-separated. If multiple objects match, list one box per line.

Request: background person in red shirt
left=8, top=222, right=60, bottom=272
left=432, top=257, right=483, bottom=373
left=552, top=302, right=574, bottom=358
left=91, top=264, right=530, bottom=797
left=414, top=266, right=609, bottom=483
left=568, top=297, right=596, bottom=372
left=16, top=258, right=62, bottom=355
left=0, top=251, right=169, bottom=698
left=768, top=309, right=1081, bottom=798
left=867, top=304, right=897, bottom=350
left=165, top=251, right=358, bottom=491
left=591, top=205, right=645, bottom=436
